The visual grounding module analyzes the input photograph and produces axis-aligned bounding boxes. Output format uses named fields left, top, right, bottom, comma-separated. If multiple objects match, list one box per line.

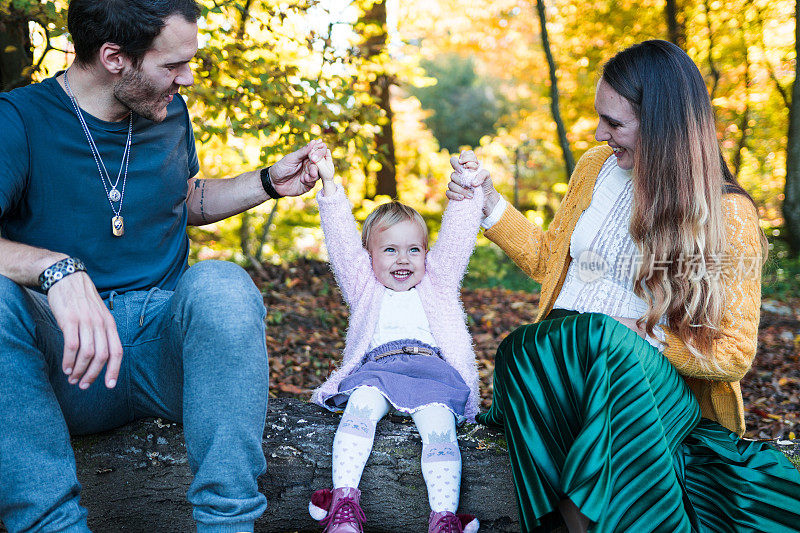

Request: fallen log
left=3, top=398, right=520, bottom=532
left=2, top=398, right=798, bottom=532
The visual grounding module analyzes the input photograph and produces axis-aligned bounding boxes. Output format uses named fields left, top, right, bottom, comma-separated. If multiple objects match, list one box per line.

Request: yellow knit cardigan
left=484, top=145, right=763, bottom=436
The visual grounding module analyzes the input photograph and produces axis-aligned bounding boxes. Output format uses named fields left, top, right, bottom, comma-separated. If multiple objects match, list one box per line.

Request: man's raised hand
left=267, top=139, right=325, bottom=197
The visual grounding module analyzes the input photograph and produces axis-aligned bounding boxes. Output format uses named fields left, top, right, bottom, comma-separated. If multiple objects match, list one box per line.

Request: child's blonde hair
left=361, top=202, right=429, bottom=250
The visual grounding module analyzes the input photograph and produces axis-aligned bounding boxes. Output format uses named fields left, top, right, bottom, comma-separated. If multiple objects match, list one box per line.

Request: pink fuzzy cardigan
left=310, top=183, right=484, bottom=421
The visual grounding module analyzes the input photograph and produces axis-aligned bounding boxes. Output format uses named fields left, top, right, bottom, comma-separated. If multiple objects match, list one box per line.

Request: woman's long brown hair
left=602, top=40, right=762, bottom=365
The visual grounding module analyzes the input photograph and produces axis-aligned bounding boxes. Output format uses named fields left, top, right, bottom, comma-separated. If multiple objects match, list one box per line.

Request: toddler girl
left=306, top=145, right=485, bottom=533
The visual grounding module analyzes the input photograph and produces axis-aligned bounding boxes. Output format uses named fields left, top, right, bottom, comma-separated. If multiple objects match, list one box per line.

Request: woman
left=448, top=40, right=800, bottom=532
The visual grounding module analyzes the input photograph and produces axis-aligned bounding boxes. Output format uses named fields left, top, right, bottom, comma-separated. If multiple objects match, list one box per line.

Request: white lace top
left=369, top=287, right=438, bottom=349
left=553, top=156, right=666, bottom=350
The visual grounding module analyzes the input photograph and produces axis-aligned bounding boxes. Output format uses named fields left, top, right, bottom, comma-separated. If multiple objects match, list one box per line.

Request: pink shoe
left=428, top=510, right=479, bottom=533
left=308, top=487, right=366, bottom=533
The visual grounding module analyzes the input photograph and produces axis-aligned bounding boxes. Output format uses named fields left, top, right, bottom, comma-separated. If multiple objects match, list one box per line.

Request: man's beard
left=113, top=66, right=171, bottom=123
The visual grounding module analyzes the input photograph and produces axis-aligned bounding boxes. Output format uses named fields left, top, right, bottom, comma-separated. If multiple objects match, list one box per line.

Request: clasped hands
left=446, top=150, right=502, bottom=217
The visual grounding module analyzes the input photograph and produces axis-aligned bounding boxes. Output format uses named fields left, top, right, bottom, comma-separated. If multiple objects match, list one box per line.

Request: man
left=0, top=1, right=323, bottom=531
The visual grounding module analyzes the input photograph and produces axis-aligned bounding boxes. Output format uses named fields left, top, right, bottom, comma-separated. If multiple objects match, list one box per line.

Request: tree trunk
left=373, top=74, right=397, bottom=197
left=702, top=0, right=721, bottom=99
left=255, top=200, right=280, bottom=263
left=534, top=0, right=574, bottom=181
left=733, top=85, right=750, bottom=179
left=359, top=0, right=397, bottom=198
left=0, top=8, right=33, bottom=91
left=733, top=21, right=751, bottom=179
left=784, top=0, right=800, bottom=257
left=241, top=209, right=252, bottom=258
left=665, top=0, right=686, bottom=50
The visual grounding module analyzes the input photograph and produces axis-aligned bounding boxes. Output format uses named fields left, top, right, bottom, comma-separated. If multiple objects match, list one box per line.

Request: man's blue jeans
left=0, top=260, right=269, bottom=533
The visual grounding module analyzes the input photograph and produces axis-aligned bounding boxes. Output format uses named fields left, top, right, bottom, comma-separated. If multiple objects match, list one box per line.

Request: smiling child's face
left=368, top=219, right=427, bottom=291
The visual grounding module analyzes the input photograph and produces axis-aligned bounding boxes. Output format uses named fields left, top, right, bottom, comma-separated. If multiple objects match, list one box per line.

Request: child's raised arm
left=311, top=147, right=372, bottom=305
left=426, top=151, right=486, bottom=288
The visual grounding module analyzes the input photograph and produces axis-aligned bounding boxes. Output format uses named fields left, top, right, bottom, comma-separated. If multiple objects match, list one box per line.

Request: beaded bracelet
left=38, top=257, right=87, bottom=293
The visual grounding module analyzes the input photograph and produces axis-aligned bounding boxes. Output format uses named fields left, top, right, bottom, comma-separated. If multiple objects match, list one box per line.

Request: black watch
left=260, top=166, right=284, bottom=199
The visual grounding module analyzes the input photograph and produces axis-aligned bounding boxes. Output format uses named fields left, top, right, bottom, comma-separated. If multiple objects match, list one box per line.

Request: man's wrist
left=39, top=257, right=86, bottom=293
left=260, top=166, right=284, bottom=199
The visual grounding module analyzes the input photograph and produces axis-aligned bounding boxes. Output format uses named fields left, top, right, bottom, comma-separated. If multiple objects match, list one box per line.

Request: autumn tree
left=0, top=0, right=66, bottom=91
left=784, top=0, right=800, bottom=256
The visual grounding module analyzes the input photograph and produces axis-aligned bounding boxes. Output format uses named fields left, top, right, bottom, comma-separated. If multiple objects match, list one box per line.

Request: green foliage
left=411, top=54, right=502, bottom=153
left=1, top=0, right=66, bottom=29
left=186, top=0, right=394, bottom=267
left=463, top=241, right=541, bottom=292
left=190, top=0, right=380, bottom=166
left=763, top=232, right=800, bottom=300
left=266, top=309, right=285, bottom=325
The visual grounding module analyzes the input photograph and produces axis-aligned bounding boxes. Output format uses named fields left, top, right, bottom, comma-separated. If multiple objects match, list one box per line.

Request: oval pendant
left=108, top=188, right=121, bottom=202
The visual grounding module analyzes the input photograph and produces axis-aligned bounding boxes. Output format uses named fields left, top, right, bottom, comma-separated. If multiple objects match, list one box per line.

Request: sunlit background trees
left=2, top=0, right=798, bottom=294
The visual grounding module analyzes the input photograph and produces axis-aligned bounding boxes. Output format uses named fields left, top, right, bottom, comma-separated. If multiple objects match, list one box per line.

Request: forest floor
left=252, top=258, right=800, bottom=441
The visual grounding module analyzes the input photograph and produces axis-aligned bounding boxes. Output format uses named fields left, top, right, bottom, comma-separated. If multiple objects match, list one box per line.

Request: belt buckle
left=402, top=346, right=420, bottom=355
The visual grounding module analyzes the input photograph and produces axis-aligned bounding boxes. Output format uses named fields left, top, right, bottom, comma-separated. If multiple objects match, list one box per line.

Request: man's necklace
left=63, top=68, right=132, bottom=237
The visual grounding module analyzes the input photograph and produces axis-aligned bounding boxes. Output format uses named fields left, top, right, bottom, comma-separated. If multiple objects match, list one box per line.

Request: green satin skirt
left=477, top=310, right=800, bottom=532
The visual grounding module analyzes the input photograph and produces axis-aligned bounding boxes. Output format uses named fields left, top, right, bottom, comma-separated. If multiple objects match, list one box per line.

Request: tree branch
left=751, top=0, right=791, bottom=108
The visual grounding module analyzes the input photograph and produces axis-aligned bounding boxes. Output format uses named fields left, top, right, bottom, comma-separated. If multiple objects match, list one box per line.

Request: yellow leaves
left=353, top=195, right=393, bottom=220
left=523, top=209, right=544, bottom=227
left=356, top=92, right=375, bottom=106
left=552, top=182, right=568, bottom=195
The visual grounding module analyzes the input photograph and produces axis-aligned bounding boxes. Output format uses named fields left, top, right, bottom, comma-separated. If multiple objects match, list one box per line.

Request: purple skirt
left=324, top=339, right=470, bottom=419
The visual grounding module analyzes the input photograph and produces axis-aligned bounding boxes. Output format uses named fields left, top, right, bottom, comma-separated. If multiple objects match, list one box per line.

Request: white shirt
left=554, top=156, right=666, bottom=349
left=483, top=156, right=665, bottom=350
left=370, top=287, right=438, bottom=349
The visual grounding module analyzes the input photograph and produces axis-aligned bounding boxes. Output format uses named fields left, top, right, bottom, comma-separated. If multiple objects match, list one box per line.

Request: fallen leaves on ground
left=251, top=259, right=800, bottom=440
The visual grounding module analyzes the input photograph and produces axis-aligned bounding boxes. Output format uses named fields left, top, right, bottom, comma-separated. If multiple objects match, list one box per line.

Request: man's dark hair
left=68, top=0, right=201, bottom=66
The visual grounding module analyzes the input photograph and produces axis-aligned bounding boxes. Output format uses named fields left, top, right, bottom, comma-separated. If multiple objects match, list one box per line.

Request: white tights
left=331, top=386, right=462, bottom=512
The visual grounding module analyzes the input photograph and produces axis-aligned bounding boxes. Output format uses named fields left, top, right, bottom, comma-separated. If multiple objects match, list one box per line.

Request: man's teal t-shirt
left=0, top=73, right=199, bottom=298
